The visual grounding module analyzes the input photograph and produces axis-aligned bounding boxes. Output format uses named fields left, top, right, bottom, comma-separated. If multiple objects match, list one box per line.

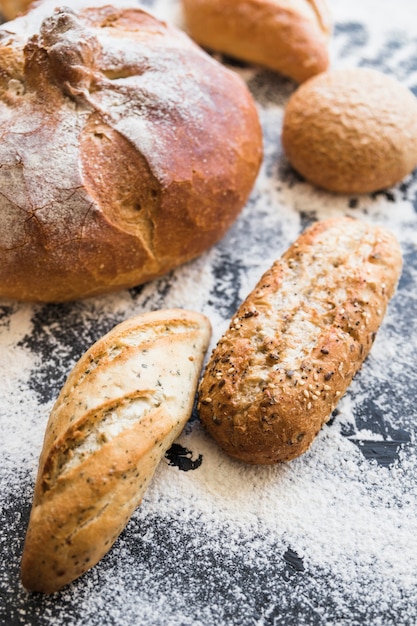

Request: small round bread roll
left=182, top=0, right=331, bottom=83
left=282, top=68, right=417, bottom=194
left=0, top=0, right=262, bottom=302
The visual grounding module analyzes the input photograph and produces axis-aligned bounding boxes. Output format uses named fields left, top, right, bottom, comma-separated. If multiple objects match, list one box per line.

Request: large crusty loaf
left=198, top=217, right=402, bottom=464
left=182, top=0, right=331, bottom=83
left=0, top=0, right=262, bottom=302
left=21, top=309, right=211, bottom=594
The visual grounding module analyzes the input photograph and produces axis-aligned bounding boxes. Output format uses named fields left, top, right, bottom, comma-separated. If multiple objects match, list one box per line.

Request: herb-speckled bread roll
left=182, top=0, right=331, bottom=83
left=21, top=309, right=211, bottom=594
left=198, top=218, right=402, bottom=464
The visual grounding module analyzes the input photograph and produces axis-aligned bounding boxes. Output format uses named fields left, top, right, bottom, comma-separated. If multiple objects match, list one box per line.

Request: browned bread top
left=0, top=1, right=262, bottom=302
left=198, top=217, right=402, bottom=464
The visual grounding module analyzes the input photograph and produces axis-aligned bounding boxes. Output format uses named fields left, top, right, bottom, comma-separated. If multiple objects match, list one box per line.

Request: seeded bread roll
left=182, top=0, right=331, bottom=83
left=0, top=0, right=262, bottom=302
left=21, top=309, right=211, bottom=594
left=198, top=217, right=402, bottom=464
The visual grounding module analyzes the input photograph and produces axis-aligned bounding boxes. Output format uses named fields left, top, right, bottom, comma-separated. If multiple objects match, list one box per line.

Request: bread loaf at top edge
left=0, top=0, right=31, bottom=20
left=182, top=0, right=332, bottom=83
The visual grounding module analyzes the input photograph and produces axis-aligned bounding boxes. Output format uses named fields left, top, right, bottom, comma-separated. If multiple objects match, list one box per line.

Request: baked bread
left=21, top=308, right=211, bottom=594
left=182, top=0, right=331, bottom=83
left=282, top=68, right=417, bottom=193
left=0, top=0, right=32, bottom=20
left=198, top=217, right=402, bottom=464
left=0, top=0, right=262, bottom=302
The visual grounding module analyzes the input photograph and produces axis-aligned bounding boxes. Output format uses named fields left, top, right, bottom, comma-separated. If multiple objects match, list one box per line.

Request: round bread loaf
left=0, top=0, right=262, bottom=302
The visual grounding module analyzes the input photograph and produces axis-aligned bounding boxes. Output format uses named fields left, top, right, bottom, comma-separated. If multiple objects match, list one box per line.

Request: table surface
left=1, top=1, right=417, bottom=625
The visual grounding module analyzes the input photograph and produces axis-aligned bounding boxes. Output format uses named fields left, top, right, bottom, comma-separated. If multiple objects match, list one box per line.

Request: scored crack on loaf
left=0, top=0, right=262, bottom=302
left=182, top=0, right=332, bottom=83
left=21, top=308, right=211, bottom=594
left=198, top=217, right=402, bottom=464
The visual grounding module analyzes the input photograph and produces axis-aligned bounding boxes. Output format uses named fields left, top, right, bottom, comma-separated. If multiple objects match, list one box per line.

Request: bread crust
left=0, top=1, right=262, bottom=302
left=182, top=0, right=331, bottom=83
left=198, top=217, right=402, bottom=464
left=0, top=0, right=32, bottom=20
left=21, top=308, right=211, bottom=593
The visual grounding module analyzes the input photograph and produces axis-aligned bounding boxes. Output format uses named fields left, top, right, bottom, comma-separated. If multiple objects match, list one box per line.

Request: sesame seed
left=323, top=384, right=331, bottom=391
left=307, top=402, right=312, bottom=410
left=303, top=389, right=310, bottom=398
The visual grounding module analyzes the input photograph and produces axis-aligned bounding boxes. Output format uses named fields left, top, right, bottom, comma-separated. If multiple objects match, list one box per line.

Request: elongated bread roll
left=21, top=309, right=211, bottom=594
left=198, top=218, right=402, bottom=464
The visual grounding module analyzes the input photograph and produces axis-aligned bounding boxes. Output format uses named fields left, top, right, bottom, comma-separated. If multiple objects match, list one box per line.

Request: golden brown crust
left=182, top=0, right=331, bottom=83
left=198, top=217, right=402, bottom=464
left=21, top=308, right=211, bottom=593
left=0, top=1, right=262, bottom=302
left=282, top=68, right=417, bottom=194
left=0, top=0, right=32, bottom=20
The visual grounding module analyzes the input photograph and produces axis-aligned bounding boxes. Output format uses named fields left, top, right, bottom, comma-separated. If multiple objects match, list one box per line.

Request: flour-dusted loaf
left=182, top=0, right=331, bottom=83
left=0, top=0, right=262, bottom=302
left=198, top=218, right=402, bottom=464
left=21, top=309, right=211, bottom=594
